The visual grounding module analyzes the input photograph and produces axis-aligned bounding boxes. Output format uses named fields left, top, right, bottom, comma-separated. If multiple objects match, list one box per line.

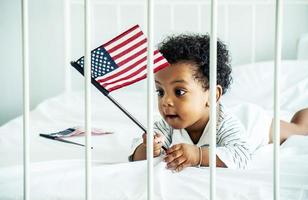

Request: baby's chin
left=164, top=118, right=186, bottom=129
left=169, top=124, right=185, bottom=129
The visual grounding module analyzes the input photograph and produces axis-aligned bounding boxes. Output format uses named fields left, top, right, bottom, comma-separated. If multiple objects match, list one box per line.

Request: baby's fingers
left=142, top=133, right=147, bottom=144
left=174, top=163, right=188, bottom=172
left=154, top=133, right=164, bottom=144
left=153, top=142, right=163, bottom=157
left=154, top=142, right=162, bottom=151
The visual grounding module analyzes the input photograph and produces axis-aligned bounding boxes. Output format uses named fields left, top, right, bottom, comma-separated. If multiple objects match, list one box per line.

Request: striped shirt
left=129, top=103, right=251, bottom=169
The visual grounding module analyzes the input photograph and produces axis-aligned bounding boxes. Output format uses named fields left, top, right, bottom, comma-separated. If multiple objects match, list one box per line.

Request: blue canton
left=76, top=47, right=118, bottom=79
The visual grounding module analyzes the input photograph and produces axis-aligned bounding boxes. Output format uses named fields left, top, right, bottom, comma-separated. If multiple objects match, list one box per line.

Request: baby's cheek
left=157, top=101, right=163, bottom=111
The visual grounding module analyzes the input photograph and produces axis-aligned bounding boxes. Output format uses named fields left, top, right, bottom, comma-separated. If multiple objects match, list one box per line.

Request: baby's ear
left=205, top=101, right=210, bottom=107
left=216, top=85, right=223, bottom=102
left=205, top=85, right=222, bottom=105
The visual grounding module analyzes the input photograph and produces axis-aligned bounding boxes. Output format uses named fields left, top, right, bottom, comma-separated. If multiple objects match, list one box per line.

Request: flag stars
left=77, top=47, right=119, bottom=79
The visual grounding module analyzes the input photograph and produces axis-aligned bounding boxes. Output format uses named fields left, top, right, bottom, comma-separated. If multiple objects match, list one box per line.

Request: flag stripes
left=75, top=24, right=169, bottom=92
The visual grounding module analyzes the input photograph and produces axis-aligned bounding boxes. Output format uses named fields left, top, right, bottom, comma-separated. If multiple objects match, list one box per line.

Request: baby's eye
left=156, top=89, right=164, bottom=97
left=174, top=89, right=186, bottom=96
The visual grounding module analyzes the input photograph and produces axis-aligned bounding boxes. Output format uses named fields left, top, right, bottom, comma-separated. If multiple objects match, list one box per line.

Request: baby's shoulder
left=218, top=104, right=246, bottom=133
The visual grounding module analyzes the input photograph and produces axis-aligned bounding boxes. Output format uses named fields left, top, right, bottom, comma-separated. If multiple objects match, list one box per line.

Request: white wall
left=1, top=0, right=308, bottom=125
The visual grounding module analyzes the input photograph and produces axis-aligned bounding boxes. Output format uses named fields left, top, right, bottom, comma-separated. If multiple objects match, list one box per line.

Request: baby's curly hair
left=158, top=34, right=232, bottom=95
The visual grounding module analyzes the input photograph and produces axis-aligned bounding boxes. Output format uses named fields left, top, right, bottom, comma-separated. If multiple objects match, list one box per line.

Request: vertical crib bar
left=84, top=0, right=92, bottom=199
left=146, top=0, right=154, bottom=199
left=273, top=0, right=283, bottom=199
left=21, top=0, right=30, bottom=199
left=64, top=0, right=72, bottom=93
left=209, top=0, right=217, bottom=200
left=251, top=4, right=256, bottom=63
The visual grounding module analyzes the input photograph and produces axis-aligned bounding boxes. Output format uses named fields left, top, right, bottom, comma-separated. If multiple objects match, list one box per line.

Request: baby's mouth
left=165, top=114, right=179, bottom=120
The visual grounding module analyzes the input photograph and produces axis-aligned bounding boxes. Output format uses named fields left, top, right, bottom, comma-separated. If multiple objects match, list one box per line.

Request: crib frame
left=21, top=0, right=283, bottom=199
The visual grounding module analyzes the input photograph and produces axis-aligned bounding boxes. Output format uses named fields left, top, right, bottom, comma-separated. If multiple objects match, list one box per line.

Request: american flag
left=75, top=25, right=169, bottom=92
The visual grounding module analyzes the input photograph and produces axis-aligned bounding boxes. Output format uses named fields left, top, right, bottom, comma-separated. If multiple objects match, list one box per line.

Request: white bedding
left=0, top=60, right=308, bottom=199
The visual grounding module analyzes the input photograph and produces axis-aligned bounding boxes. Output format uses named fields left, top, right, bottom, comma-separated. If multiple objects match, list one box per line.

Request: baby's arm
left=165, top=116, right=251, bottom=171
left=132, top=133, right=164, bottom=161
left=215, top=116, right=251, bottom=169
left=164, top=144, right=226, bottom=172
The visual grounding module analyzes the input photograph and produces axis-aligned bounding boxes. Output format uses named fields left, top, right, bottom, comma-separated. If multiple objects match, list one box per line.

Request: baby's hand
left=164, top=143, right=199, bottom=172
left=142, top=133, right=164, bottom=157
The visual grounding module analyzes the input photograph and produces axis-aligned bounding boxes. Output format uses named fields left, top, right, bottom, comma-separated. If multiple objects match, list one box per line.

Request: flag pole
left=71, top=61, right=146, bottom=133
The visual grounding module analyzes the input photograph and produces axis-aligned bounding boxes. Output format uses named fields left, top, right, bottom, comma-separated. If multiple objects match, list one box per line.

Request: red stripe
left=112, top=38, right=147, bottom=61
left=106, top=74, right=147, bottom=92
left=102, top=65, right=146, bottom=86
left=153, top=62, right=170, bottom=73
left=97, top=56, right=147, bottom=83
left=99, top=57, right=169, bottom=85
left=107, top=31, right=144, bottom=54
left=103, top=61, right=170, bottom=89
left=117, top=49, right=161, bottom=66
left=117, top=47, right=147, bottom=67
left=103, top=25, right=139, bottom=47
left=98, top=53, right=166, bottom=83
left=153, top=56, right=164, bottom=64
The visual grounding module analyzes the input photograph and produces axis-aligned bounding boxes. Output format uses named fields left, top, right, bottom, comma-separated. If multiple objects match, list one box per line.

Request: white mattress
left=0, top=60, right=308, bottom=200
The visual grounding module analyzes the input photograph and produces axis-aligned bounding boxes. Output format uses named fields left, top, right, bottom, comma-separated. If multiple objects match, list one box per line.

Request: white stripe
left=104, top=59, right=166, bottom=90
left=97, top=53, right=146, bottom=81
left=100, top=58, right=147, bottom=85
left=109, top=34, right=146, bottom=58
left=114, top=43, right=147, bottom=64
left=114, top=45, right=161, bottom=66
left=104, top=27, right=142, bottom=50
left=119, top=51, right=147, bottom=68
left=99, top=51, right=162, bottom=81
left=153, top=57, right=165, bottom=68
left=104, top=68, right=145, bottom=90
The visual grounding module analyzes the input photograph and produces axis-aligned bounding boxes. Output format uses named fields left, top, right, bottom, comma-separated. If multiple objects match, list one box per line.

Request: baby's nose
left=162, top=95, right=174, bottom=107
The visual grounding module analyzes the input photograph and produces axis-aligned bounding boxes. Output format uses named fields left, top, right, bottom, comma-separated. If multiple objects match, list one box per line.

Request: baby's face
left=155, top=62, right=210, bottom=132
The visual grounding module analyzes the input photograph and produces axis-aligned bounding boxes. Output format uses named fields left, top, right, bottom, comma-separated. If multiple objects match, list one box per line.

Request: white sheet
left=0, top=87, right=151, bottom=167
left=0, top=60, right=308, bottom=199
left=1, top=136, right=308, bottom=200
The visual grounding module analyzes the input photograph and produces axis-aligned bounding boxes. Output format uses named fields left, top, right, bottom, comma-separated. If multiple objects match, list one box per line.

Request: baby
left=129, top=34, right=308, bottom=171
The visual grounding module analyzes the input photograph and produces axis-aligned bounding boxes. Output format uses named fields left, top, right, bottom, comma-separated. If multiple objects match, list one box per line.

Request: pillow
left=223, top=60, right=308, bottom=112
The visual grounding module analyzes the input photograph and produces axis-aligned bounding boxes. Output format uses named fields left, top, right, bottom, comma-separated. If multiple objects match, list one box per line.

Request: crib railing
left=84, top=0, right=92, bottom=199
left=209, top=1, right=217, bottom=199
left=21, top=0, right=29, bottom=199
left=146, top=0, right=155, bottom=199
left=21, top=0, right=282, bottom=199
left=273, top=0, right=282, bottom=199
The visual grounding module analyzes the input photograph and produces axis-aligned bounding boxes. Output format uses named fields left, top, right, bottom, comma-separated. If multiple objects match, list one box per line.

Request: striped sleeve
left=215, top=113, right=251, bottom=169
left=153, top=119, right=172, bottom=149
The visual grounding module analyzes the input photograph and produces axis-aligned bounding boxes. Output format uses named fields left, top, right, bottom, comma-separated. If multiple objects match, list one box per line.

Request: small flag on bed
left=74, top=24, right=169, bottom=92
